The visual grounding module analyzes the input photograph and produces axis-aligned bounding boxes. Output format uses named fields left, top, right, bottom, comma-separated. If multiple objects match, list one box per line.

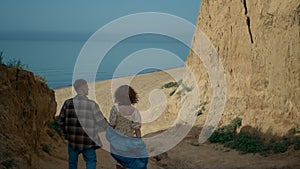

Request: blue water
left=0, top=34, right=190, bottom=89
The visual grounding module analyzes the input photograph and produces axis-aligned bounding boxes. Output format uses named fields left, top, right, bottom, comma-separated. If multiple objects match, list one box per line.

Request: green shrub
left=47, top=117, right=65, bottom=139
left=195, top=101, right=208, bottom=116
left=293, top=136, right=300, bottom=150
left=1, top=159, right=15, bottom=169
left=231, top=117, right=242, bottom=128
left=163, top=80, right=184, bottom=96
left=0, top=51, right=28, bottom=70
left=0, top=51, right=4, bottom=64
left=6, top=58, right=28, bottom=70
left=233, top=132, right=267, bottom=154
left=163, top=81, right=179, bottom=88
left=272, top=143, right=288, bottom=154
left=42, top=144, right=52, bottom=154
left=207, top=117, right=297, bottom=155
left=208, top=117, right=242, bottom=143
left=47, top=129, right=56, bottom=138
left=209, top=130, right=235, bottom=143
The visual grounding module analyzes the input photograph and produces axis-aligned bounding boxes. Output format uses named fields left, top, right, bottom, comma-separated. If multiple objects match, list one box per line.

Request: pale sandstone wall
left=187, top=0, right=300, bottom=136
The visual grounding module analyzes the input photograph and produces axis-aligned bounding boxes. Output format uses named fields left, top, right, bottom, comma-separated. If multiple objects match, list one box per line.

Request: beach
left=55, top=66, right=188, bottom=136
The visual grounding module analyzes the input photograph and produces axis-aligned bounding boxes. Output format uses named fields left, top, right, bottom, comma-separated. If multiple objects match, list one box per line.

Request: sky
left=0, top=0, right=202, bottom=88
left=0, top=0, right=202, bottom=41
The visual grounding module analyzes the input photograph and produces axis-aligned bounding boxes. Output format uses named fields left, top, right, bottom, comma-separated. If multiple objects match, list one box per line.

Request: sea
left=0, top=34, right=191, bottom=89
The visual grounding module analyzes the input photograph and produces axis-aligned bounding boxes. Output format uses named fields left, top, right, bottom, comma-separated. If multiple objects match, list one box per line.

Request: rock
left=187, top=0, right=300, bottom=137
left=0, top=64, right=57, bottom=166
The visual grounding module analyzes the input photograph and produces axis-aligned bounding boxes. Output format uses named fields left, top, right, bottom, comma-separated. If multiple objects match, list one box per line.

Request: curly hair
left=114, top=85, right=139, bottom=105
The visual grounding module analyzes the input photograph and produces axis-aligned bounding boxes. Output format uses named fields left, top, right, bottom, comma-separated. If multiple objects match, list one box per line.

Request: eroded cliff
left=0, top=64, right=56, bottom=167
left=187, top=0, right=300, bottom=136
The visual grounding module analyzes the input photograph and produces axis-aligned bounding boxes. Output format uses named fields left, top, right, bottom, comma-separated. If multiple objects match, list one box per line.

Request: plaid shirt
left=58, top=94, right=107, bottom=151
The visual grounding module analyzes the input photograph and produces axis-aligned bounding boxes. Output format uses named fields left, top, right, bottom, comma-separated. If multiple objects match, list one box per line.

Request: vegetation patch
left=293, top=136, right=300, bottom=150
left=41, top=144, right=52, bottom=154
left=47, top=117, right=64, bottom=138
left=0, top=51, right=28, bottom=70
left=208, top=117, right=299, bottom=155
left=229, top=132, right=267, bottom=154
left=1, top=159, right=16, bottom=169
left=209, top=117, right=242, bottom=143
left=163, top=81, right=179, bottom=89
left=194, top=101, right=208, bottom=116
left=0, top=151, right=15, bottom=169
left=6, top=58, right=28, bottom=70
left=0, top=51, right=4, bottom=65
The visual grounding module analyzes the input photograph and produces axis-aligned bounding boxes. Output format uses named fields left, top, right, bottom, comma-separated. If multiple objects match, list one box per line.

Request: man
left=59, top=79, right=107, bottom=169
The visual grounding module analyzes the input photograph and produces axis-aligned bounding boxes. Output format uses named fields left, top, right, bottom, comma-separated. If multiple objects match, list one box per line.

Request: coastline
left=54, top=66, right=186, bottom=135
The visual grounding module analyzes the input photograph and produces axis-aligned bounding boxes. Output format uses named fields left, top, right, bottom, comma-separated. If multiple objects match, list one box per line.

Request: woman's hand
left=134, top=129, right=142, bottom=138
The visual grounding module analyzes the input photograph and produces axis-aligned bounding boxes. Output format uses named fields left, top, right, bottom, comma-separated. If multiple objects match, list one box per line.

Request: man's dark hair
left=73, top=79, right=87, bottom=92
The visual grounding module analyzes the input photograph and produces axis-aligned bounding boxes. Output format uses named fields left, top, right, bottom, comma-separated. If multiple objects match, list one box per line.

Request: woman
left=108, top=85, right=148, bottom=169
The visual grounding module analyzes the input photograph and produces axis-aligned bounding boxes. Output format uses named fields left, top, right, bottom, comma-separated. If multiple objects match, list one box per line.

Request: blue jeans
left=68, top=144, right=97, bottom=169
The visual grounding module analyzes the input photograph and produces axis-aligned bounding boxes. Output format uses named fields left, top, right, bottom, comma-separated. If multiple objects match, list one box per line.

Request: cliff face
left=187, top=0, right=300, bottom=136
left=0, top=64, right=56, bottom=165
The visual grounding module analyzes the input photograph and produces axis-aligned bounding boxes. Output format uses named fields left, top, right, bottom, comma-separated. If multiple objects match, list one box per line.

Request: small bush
left=272, top=143, right=288, bottom=154
left=233, top=132, right=267, bottom=154
left=231, top=117, right=242, bottom=128
left=47, top=117, right=64, bottom=137
left=6, top=58, right=28, bottom=70
left=0, top=51, right=4, bottom=64
left=195, top=101, right=208, bottom=116
left=207, top=117, right=298, bottom=155
left=209, top=130, right=235, bottom=143
left=42, top=144, right=52, bottom=154
left=293, top=136, right=300, bottom=150
left=1, top=159, right=15, bottom=169
left=47, top=129, right=56, bottom=138
left=208, top=117, right=242, bottom=143
left=163, top=81, right=179, bottom=88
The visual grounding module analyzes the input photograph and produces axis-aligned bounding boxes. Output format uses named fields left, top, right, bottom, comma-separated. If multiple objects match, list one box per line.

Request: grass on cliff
left=0, top=51, right=28, bottom=70
left=0, top=151, right=16, bottom=169
left=0, top=51, right=3, bottom=65
left=41, top=144, right=52, bottom=154
left=47, top=117, right=64, bottom=139
left=209, top=117, right=300, bottom=155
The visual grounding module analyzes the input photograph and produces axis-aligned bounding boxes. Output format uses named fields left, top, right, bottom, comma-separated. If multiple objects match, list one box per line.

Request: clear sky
left=0, top=0, right=202, bottom=88
left=0, top=0, right=202, bottom=41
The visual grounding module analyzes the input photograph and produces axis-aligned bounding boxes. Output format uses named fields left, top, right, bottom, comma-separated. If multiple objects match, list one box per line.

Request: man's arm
left=93, top=103, right=108, bottom=130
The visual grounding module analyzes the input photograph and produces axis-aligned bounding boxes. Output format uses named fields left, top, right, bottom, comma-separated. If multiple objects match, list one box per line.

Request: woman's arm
left=132, top=109, right=142, bottom=138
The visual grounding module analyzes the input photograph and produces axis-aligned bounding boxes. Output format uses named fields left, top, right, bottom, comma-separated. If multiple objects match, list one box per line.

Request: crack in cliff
left=243, top=0, right=254, bottom=43
left=16, top=68, right=19, bottom=91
